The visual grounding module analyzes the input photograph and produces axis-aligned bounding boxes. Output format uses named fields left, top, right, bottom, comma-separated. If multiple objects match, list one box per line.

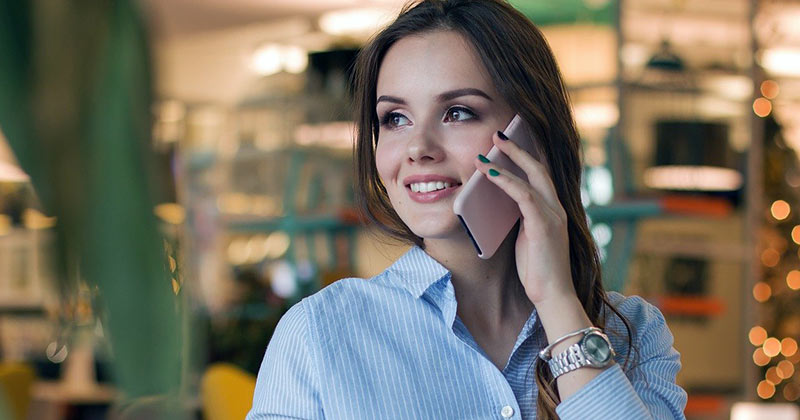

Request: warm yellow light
left=264, top=231, right=291, bottom=259
left=753, top=282, right=772, bottom=303
left=766, top=366, right=782, bottom=385
left=23, top=208, right=56, bottom=230
left=761, top=48, right=800, bottom=77
left=771, top=200, right=791, bottom=220
left=750, top=326, right=768, bottom=346
left=792, top=225, right=800, bottom=245
left=777, top=360, right=795, bottom=379
left=761, top=80, right=780, bottom=99
left=788, top=271, right=800, bottom=290
left=573, top=102, right=619, bottom=129
left=753, top=97, right=772, bottom=117
left=753, top=348, right=771, bottom=366
left=642, top=165, right=742, bottom=191
left=761, top=249, right=780, bottom=267
left=154, top=203, right=186, bottom=225
left=764, top=337, right=782, bottom=357
left=319, top=8, right=394, bottom=36
left=0, top=214, right=10, bottom=236
left=758, top=380, right=776, bottom=399
left=227, top=237, right=250, bottom=266
left=781, top=337, right=798, bottom=357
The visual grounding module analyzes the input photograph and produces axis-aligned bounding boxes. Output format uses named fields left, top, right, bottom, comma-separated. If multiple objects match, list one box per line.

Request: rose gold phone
left=453, top=114, right=538, bottom=259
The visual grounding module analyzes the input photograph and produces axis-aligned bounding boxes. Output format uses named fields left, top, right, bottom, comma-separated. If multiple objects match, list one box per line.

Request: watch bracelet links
left=547, top=341, right=588, bottom=377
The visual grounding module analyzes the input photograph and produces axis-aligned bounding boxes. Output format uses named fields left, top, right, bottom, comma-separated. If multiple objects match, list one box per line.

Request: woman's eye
left=381, top=112, right=411, bottom=128
left=443, top=107, right=476, bottom=123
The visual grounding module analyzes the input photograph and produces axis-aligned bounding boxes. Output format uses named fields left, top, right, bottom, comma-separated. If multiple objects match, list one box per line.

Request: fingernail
left=488, top=169, right=500, bottom=177
left=477, top=154, right=490, bottom=163
left=497, top=130, right=509, bottom=141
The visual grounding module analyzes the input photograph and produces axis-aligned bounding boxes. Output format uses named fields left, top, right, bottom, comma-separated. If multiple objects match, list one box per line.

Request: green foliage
left=0, top=0, right=181, bottom=409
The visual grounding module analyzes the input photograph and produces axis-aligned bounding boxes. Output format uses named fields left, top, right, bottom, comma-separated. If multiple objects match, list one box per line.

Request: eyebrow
left=376, top=88, right=493, bottom=105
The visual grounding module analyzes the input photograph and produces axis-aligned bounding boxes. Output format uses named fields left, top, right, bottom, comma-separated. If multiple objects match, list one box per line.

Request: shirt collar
left=385, top=245, right=451, bottom=298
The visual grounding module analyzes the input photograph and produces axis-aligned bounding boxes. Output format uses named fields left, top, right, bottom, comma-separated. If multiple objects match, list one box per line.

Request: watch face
left=584, top=334, right=612, bottom=364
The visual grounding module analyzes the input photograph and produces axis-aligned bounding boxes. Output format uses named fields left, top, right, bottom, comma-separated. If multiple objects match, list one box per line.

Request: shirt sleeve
left=246, top=301, right=324, bottom=420
left=556, top=296, right=687, bottom=420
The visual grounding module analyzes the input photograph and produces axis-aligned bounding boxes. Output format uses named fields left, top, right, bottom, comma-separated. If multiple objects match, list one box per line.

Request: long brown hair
left=351, top=1, right=635, bottom=417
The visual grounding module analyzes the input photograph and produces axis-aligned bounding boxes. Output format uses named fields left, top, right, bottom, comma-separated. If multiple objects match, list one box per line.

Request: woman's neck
left=423, top=231, right=533, bottom=332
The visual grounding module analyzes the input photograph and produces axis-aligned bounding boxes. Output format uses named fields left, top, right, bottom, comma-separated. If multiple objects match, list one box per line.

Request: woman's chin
left=409, top=219, right=463, bottom=242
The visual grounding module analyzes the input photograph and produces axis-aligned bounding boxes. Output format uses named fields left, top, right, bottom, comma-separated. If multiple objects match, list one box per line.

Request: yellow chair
left=201, top=363, right=256, bottom=420
left=0, top=362, right=35, bottom=420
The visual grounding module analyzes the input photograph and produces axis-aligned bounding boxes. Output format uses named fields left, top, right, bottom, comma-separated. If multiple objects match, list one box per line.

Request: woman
left=248, top=0, right=686, bottom=419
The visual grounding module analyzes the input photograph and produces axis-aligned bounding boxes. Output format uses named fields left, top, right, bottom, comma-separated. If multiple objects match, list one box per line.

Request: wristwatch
left=546, top=329, right=615, bottom=379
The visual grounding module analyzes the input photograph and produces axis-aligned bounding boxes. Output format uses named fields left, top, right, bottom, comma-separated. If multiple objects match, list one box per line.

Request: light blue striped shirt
left=248, top=246, right=687, bottom=419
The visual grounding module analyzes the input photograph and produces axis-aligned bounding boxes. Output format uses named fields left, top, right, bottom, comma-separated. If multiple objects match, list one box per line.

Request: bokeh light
left=761, top=249, right=780, bottom=267
left=753, top=282, right=772, bottom=303
left=764, top=337, right=782, bottom=357
left=749, top=326, right=768, bottom=346
left=753, top=348, right=770, bottom=366
left=781, top=337, right=798, bottom=357
left=788, top=270, right=800, bottom=290
left=777, top=360, right=795, bottom=379
left=753, top=97, right=772, bottom=117
left=784, top=383, right=800, bottom=401
left=792, top=225, right=800, bottom=245
left=758, top=380, right=776, bottom=399
left=771, top=200, right=791, bottom=220
left=766, top=366, right=782, bottom=385
left=761, top=80, right=780, bottom=99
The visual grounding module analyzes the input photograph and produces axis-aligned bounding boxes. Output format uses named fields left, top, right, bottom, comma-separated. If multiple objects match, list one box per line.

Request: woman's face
left=375, top=30, right=515, bottom=241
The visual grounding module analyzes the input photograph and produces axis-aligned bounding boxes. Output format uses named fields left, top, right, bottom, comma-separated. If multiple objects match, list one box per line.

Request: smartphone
left=453, top=114, right=538, bottom=259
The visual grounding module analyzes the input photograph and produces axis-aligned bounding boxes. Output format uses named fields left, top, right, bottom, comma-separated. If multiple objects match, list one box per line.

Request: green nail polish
left=489, top=169, right=500, bottom=177
left=478, top=154, right=490, bottom=163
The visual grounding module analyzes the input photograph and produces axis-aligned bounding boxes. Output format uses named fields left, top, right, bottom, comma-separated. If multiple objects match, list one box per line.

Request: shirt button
left=500, top=405, right=514, bottom=418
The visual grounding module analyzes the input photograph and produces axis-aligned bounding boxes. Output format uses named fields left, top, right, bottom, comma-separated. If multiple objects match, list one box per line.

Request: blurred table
left=28, top=381, right=117, bottom=420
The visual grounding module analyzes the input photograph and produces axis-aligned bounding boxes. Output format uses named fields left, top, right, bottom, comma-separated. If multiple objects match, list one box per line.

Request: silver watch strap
left=547, top=341, right=589, bottom=378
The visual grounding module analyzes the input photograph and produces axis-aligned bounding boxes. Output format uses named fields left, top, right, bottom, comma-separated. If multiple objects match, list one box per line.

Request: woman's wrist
left=534, top=293, right=594, bottom=355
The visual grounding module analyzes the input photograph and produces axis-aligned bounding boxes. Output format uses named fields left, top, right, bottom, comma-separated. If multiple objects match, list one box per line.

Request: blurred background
left=0, top=0, right=799, bottom=419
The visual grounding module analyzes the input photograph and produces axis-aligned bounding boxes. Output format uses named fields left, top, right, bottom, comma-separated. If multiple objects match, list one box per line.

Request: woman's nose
left=406, top=128, right=444, bottom=163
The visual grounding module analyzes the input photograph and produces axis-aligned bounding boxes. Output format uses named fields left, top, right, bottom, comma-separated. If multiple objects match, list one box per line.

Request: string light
left=784, top=383, right=800, bottom=402
left=761, top=249, right=780, bottom=267
left=753, top=348, right=770, bottom=366
left=761, top=80, right=780, bottom=99
left=766, top=366, right=782, bottom=385
left=758, top=380, right=776, bottom=399
left=781, top=337, right=798, bottom=357
left=788, top=270, right=800, bottom=290
left=753, top=282, right=772, bottom=303
left=777, top=360, right=795, bottom=379
left=753, top=98, right=772, bottom=117
left=764, top=337, right=782, bottom=357
left=749, top=326, right=768, bottom=346
left=771, top=200, right=791, bottom=220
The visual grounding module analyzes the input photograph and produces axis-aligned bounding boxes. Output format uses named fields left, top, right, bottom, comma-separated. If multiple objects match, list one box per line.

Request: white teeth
left=409, top=181, right=455, bottom=193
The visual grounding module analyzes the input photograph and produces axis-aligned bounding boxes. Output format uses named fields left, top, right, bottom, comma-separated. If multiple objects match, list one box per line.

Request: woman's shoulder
left=293, top=271, right=411, bottom=323
left=605, top=291, right=665, bottom=327
left=603, top=291, right=675, bottom=354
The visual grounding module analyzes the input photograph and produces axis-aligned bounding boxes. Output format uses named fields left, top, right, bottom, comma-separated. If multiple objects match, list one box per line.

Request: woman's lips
left=406, top=183, right=462, bottom=203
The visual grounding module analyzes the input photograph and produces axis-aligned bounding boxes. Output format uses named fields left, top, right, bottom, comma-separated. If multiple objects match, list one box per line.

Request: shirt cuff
left=556, top=364, right=650, bottom=420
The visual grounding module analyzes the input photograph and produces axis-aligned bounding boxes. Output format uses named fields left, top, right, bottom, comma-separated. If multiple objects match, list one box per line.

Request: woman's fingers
left=474, top=156, right=566, bottom=227
left=491, top=131, right=562, bottom=213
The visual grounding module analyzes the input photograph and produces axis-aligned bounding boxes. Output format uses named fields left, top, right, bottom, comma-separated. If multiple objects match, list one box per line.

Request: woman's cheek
left=374, top=141, right=398, bottom=188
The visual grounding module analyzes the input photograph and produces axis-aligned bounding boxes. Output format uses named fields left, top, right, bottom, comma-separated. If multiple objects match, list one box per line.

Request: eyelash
left=378, top=106, right=478, bottom=129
